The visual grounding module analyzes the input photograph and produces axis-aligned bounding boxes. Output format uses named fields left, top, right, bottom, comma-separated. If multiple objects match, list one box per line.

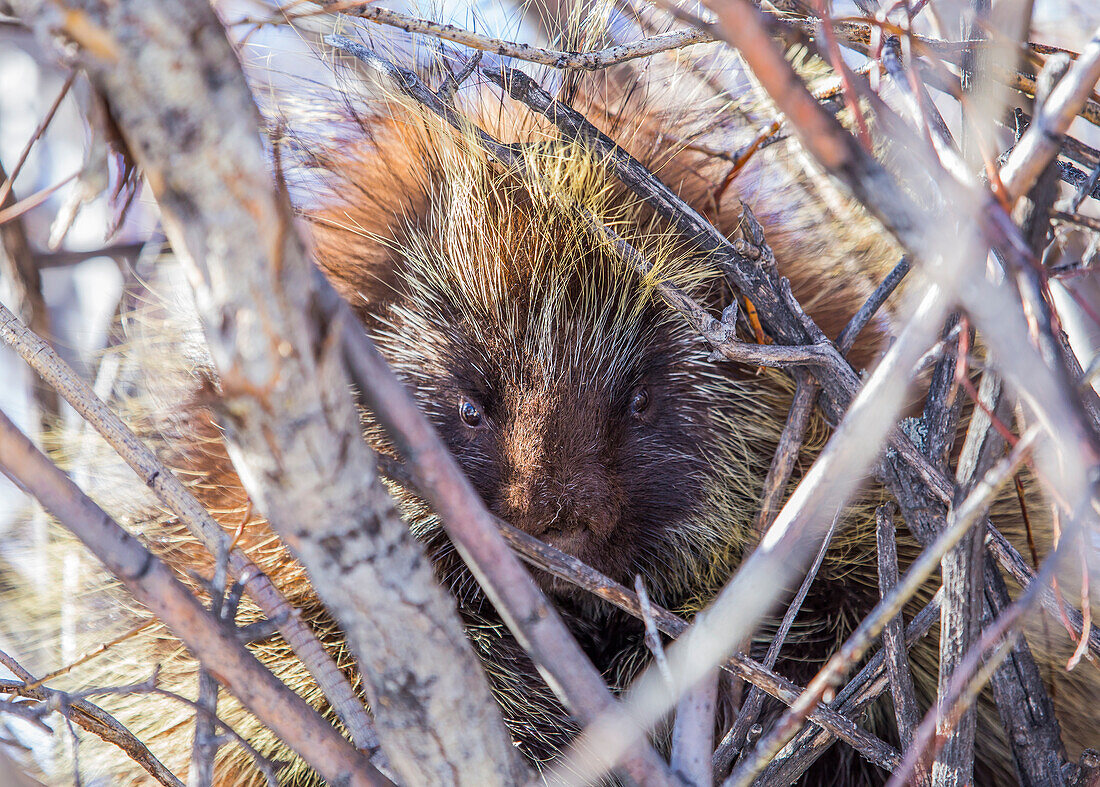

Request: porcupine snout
left=493, top=385, right=624, bottom=571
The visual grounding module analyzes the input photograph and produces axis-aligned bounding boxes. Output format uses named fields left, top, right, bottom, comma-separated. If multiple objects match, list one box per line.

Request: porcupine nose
left=496, top=426, right=619, bottom=544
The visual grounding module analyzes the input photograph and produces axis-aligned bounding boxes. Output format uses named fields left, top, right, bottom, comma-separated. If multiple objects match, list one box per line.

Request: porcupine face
left=352, top=140, right=735, bottom=598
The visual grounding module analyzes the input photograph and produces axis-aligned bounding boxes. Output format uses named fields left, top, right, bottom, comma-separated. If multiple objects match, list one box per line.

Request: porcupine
left=5, top=10, right=1100, bottom=787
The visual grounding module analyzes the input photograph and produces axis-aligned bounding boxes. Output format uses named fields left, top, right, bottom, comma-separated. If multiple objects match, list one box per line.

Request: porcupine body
left=4, top=10, right=1100, bottom=787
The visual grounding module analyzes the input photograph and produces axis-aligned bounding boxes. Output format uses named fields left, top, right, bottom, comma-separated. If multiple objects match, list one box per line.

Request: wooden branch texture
left=0, top=410, right=387, bottom=787
left=10, top=1, right=530, bottom=784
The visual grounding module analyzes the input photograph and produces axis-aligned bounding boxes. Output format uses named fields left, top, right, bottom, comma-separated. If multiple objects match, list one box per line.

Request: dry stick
left=1052, top=209, right=1100, bottom=233
left=190, top=580, right=231, bottom=787
left=754, top=373, right=819, bottom=533
left=711, top=511, right=841, bottom=777
left=373, top=455, right=904, bottom=772
left=0, top=172, right=77, bottom=225
left=0, top=654, right=182, bottom=787
left=753, top=591, right=944, bottom=785
left=887, top=530, right=1077, bottom=787
left=15, top=0, right=535, bottom=781
left=0, top=301, right=383, bottom=766
left=836, top=256, right=911, bottom=356
left=983, top=74, right=1075, bottom=785
left=320, top=1, right=714, bottom=70
left=725, top=430, right=1037, bottom=787
left=0, top=411, right=388, bottom=787
left=874, top=504, right=929, bottom=787
left=0, top=160, right=58, bottom=431
left=0, top=70, right=73, bottom=209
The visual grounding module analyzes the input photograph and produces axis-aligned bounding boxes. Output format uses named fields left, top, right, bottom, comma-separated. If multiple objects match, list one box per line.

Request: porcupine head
left=3, top=5, right=1097, bottom=786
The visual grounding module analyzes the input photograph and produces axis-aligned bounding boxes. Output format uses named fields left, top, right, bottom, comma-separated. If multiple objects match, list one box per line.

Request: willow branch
left=317, top=1, right=713, bottom=69
left=0, top=409, right=387, bottom=787
left=0, top=300, right=382, bottom=765
left=0, top=651, right=181, bottom=787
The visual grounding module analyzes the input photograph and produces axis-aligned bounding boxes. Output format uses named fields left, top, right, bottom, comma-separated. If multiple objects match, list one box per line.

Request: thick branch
left=12, top=1, right=533, bottom=783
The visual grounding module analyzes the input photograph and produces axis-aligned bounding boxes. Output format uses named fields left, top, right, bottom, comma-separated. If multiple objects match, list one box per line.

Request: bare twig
left=0, top=651, right=179, bottom=787
left=874, top=504, right=929, bottom=787
left=933, top=370, right=1007, bottom=785
left=317, top=1, right=714, bottom=70
left=0, top=160, right=58, bottom=432
left=0, top=409, right=388, bottom=787
left=0, top=172, right=77, bottom=225
left=712, top=511, right=840, bottom=776
left=754, top=373, right=819, bottom=532
left=0, top=71, right=73, bottom=208
left=0, top=301, right=383, bottom=765
left=57, top=674, right=282, bottom=787
left=727, top=430, right=1037, bottom=786
left=752, top=591, right=944, bottom=784
left=836, top=256, right=911, bottom=356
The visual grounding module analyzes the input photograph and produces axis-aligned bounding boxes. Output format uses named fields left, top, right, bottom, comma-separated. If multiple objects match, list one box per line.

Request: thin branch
left=60, top=675, right=282, bottom=787
left=0, top=653, right=181, bottom=787
left=754, top=373, right=819, bottom=532
left=0, top=70, right=74, bottom=208
left=0, top=301, right=383, bottom=764
left=1051, top=209, right=1100, bottom=233
left=317, top=1, right=714, bottom=70
left=874, top=504, right=929, bottom=787
left=712, top=511, right=840, bottom=776
left=836, top=256, right=911, bottom=356
left=752, top=590, right=944, bottom=784
left=0, top=172, right=78, bottom=225
left=0, top=409, right=388, bottom=787
left=0, top=160, right=58, bottom=431
left=934, top=371, right=1009, bottom=786
left=726, top=429, right=1037, bottom=786
left=34, top=239, right=161, bottom=269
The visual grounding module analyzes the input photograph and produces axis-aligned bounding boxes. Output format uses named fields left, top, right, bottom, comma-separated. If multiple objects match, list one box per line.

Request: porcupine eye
left=628, top=386, right=650, bottom=416
left=459, top=399, right=483, bottom=428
